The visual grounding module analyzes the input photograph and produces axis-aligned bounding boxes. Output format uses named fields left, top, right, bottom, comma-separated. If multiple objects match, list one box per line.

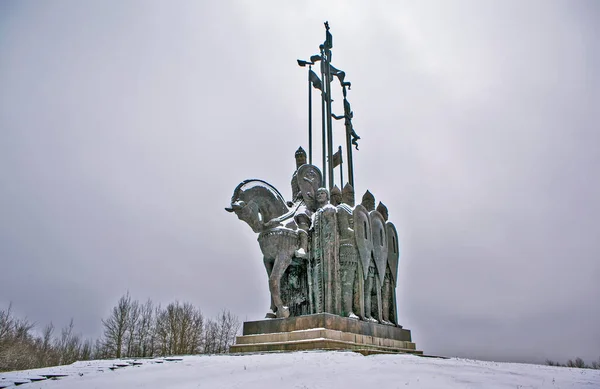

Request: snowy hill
left=1, top=352, right=598, bottom=388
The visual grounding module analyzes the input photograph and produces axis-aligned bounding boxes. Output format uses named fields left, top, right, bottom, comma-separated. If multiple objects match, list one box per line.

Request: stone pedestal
left=230, top=313, right=422, bottom=356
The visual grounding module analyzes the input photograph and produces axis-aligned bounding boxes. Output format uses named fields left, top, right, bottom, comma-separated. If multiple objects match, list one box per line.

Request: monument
left=226, top=23, right=421, bottom=355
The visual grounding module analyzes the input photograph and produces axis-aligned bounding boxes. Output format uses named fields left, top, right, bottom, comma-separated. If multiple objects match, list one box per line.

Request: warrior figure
left=332, top=86, right=360, bottom=150
left=311, top=188, right=341, bottom=314
left=337, top=198, right=363, bottom=319
left=342, top=183, right=355, bottom=207
left=362, top=190, right=375, bottom=211
left=291, top=147, right=310, bottom=259
left=360, top=190, right=383, bottom=322
left=384, top=217, right=400, bottom=326
left=330, top=185, right=342, bottom=206
left=291, top=147, right=307, bottom=203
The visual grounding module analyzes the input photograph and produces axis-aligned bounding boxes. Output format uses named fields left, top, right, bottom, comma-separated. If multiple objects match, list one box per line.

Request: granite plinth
left=243, top=313, right=410, bottom=341
left=230, top=313, right=422, bottom=355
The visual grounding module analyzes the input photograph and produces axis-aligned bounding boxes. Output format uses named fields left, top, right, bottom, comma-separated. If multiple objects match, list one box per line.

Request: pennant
left=332, top=148, right=343, bottom=168
left=325, top=23, right=333, bottom=50
left=309, top=69, right=322, bottom=91
left=329, top=64, right=341, bottom=75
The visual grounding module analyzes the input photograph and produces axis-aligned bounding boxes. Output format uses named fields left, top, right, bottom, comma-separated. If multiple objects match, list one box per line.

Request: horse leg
left=263, top=257, right=276, bottom=317
left=269, top=253, right=293, bottom=318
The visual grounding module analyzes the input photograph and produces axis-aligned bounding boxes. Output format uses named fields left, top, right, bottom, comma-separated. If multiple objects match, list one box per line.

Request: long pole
left=345, top=117, right=354, bottom=187
left=338, top=146, right=344, bottom=189
left=308, top=66, right=313, bottom=165
left=341, top=86, right=355, bottom=188
left=320, top=50, right=327, bottom=187
left=347, top=136, right=354, bottom=188
left=325, top=55, right=334, bottom=190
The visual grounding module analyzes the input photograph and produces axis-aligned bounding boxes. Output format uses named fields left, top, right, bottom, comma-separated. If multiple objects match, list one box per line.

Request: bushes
left=98, top=294, right=240, bottom=358
left=0, top=295, right=240, bottom=372
left=0, top=304, right=91, bottom=372
left=546, top=357, right=600, bottom=369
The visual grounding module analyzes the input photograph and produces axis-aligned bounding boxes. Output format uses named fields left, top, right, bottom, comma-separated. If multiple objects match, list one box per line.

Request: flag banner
left=329, top=64, right=341, bottom=75
left=325, top=24, right=333, bottom=49
left=332, top=148, right=343, bottom=167
left=309, top=69, right=322, bottom=91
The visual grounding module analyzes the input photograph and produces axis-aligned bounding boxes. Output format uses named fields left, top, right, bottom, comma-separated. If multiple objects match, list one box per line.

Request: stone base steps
left=231, top=327, right=422, bottom=356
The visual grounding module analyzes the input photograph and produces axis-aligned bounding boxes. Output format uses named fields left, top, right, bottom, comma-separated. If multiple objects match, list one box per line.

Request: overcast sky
left=1, top=1, right=599, bottom=364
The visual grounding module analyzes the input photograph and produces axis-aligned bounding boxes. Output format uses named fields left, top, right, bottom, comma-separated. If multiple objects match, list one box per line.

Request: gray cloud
left=1, top=0, right=598, bottom=364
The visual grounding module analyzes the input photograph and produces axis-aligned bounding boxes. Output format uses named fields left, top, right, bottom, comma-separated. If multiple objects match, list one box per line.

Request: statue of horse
left=225, top=179, right=299, bottom=318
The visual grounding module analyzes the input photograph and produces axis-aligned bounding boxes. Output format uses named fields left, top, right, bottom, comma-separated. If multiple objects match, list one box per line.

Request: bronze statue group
left=226, top=147, right=400, bottom=326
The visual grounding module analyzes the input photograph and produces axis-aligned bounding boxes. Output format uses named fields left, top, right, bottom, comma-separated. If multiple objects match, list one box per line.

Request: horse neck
left=246, top=186, right=288, bottom=221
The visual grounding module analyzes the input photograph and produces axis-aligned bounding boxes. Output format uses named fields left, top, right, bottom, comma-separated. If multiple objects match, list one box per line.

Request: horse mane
left=231, top=179, right=288, bottom=207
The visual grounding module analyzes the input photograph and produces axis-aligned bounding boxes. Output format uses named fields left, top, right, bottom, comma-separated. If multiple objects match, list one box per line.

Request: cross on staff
left=297, top=22, right=360, bottom=190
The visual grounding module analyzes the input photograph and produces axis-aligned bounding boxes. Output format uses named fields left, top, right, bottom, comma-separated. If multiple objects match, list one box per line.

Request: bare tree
left=125, top=299, right=140, bottom=357
left=154, top=301, right=204, bottom=356
left=135, top=299, right=155, bottom=357
left=215, top=310, right=240, bottom=354
left=55, top=319, right=84, bottom=365
left=202, top=318, right=219, bottom=354
left=574, top=357, right=587, bottom=369
left=0, top=303, right=14, bottom=342
left=80, top=339, right=93, bottom=360
left=0, top=305, right=36, bottom=372
left=37, top=323, right=56, bottom=366
left=1, top=298, right=241, bottom=370
left=101, top=292, right=133, bottom=358
left=93, top=338, right=110, bottom=359
left=566, top=357, right=587, bottom=368
left=202, top=310, right=239, bottom=354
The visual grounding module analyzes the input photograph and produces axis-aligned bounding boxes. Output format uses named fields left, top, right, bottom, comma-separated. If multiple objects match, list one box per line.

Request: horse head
left=225, top=179, right=291, bottom=234
left=226, top=199, right=262, bottom=232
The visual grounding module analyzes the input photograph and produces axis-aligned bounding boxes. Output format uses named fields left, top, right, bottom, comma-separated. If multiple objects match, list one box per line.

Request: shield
left=297, top=164, right=323, bottom=212
left=370, top=210, right=388, bottom=282
left=386, top=222, right=399, bottom=287
left=353, top=204, right=372, bottom=280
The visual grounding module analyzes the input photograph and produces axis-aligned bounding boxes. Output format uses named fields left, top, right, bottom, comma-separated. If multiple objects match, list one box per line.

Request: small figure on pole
left=332, top=84, right=360, bottom=187
left=332, top=86, right=361, bottom=150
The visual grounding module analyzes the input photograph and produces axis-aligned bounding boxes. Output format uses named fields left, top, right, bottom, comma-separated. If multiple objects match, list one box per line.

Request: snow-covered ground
left=1, top=352, right=598, bottom=388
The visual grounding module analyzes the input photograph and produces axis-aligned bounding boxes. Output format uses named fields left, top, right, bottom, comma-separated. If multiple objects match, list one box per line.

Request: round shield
left=370, top=210, right=388, bottom=282
left=297, top=164, right=323, bottom=212
left=353, top=204, right=373, bottom=280
left=386, top=222, right=399, bottom=287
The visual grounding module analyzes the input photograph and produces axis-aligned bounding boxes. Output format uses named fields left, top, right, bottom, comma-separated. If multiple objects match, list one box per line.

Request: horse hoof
left=265, top=311, right=277, bottom=319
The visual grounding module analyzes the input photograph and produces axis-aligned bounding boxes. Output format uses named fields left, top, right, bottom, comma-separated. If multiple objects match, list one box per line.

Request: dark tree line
left=0, top=304, right=93, bottom=372
left=0, top=294, right=240, bottom=372
left=96, top=293, right=240, bottom=359
left=546, top=357, right=600, bottom=369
